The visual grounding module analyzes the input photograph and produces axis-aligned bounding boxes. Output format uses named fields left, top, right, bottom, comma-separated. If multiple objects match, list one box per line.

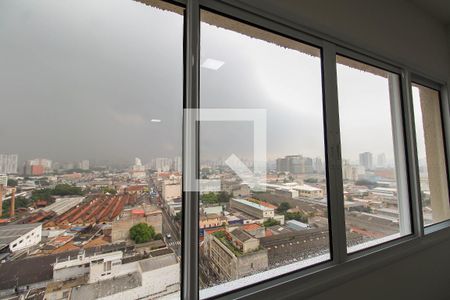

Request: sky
left=0, top=0, right=399, bottom=167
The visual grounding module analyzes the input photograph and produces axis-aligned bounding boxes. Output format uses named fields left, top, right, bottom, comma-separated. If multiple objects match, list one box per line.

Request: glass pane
left=0, top=1, right=183, bottom=299
left=336, top=56, right=411, bottom=253
left=412, top=83, right=450, bottom=225
left=199, top=11, right=329, bottom=297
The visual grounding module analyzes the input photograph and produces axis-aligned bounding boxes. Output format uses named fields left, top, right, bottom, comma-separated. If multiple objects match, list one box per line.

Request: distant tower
left=377, top=153, right=386, bottom=168
left=359, top=152, right=373, bottom=170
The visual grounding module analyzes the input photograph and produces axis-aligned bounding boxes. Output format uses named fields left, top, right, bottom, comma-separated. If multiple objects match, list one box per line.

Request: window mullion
left=400, top=71, right=424, bottom=237
left=321, top=42, right=347, bottom=264
left=439, top=84, right=450, bottom=216
left=182, top=0, right=200, bottom=299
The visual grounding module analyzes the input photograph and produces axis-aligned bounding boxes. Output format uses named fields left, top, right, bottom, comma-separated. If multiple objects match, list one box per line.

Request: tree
left=218, top=191, right=230, bottom=203
left=354, top=179, right=375, bottom=187
left=263, top=218, right=280, bottom=227
left=52, top=184, right=83, bottom=196
left=174, top=212, right=182, bottom=222
left=101, top=187, right=117, bottom=195
left=304, top=178, right=318, bottom=184
left=285, top=212, right=308, bottom=223
left=130, top=223, right=155, bottom=244
left=201, top=192, right=218, bottom=204
left=7, top=179, right=18, bottom=187
left=276, top=202, right=291, bottom=213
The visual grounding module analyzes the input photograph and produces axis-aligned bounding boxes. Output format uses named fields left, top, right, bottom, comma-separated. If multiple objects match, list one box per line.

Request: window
left=0, top=0, right=183, bottom=299
left=0, top=1, right=448, bottom=300
left=412, top=83, right=450, bottom=225
left=104, top=261, right=112, bottom=272
left=199, top=11, right=329, bottom=295
left=336, top=56, right=412, bottom=252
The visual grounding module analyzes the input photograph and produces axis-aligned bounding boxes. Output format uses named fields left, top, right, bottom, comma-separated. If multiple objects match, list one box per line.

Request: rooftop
left=230, top=228, right=254, bottom=243
left=139, top=253, right=178, bottom=272
left=232, top=198, right=273, bottom=211
left=70, top=272, right=141, bottom=299
left=0, top=223, right=42, bottom=248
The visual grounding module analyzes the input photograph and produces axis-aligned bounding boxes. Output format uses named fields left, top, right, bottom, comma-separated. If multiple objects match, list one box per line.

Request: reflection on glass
left=412, top=84, right=450, bottom=225
left=199, top=11, right=329, bottom=297
left=0, top=1, right=183, bottom=299
left=336, top=56, right=411, bottom=253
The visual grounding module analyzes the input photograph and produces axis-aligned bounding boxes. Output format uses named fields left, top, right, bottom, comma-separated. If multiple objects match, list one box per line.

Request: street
left=147, top=177, right=181, bottom=259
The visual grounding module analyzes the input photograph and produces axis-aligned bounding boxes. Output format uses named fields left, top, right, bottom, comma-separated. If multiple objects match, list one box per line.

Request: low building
left=203, top=229, right=268, bottom=282
left=293, top=185, right=324, bottom=199
left=111, top=204, right=162, bottom=242
left=230, top=198, right=275, bottom=219
left=47, top=251, right=179, bottom=300
left=0, top=223, right=42, bottom=253
left=199, top=213, right=227, bottom=229
left=286, top=219, right=310, bottom=231
left=162, top=179, right=181, bottom=203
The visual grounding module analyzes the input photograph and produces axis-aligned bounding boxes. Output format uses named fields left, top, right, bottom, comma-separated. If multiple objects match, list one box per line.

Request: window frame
left=335, top=52, right=414, bottom=254
left=167, top=0, right=450, bottom=299
left=409, top=75, right=450, bottom=232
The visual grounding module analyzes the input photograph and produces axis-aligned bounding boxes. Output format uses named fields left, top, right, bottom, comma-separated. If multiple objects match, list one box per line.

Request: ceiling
left=409, top=0, right=450, bottom=25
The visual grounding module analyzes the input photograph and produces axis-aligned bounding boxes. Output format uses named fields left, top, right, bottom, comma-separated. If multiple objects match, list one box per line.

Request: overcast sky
left=0, top=0, right=398, bottom=167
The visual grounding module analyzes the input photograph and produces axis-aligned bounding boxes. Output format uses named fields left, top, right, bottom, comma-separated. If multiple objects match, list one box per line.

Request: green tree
left=7, top=179, right=18, bottom=187
left=174, top=212, right=182, bottom=222
left=101, top=187, right=117, bottom=195
left=355, top=179, right=376, bottom=187
left=31, top=188, right=53, bottom=202
left=263, top=218, right=280, bottom=227
left=218, top=191, right=230, bottom=203
left=276, top=202, right=291, bottom=213
left=130, top=223, right=155, bottom=244
left=304, top=178, right=318, bottom=184
left=52, top=184, right=83, bottom=196
left=201, top=192, right=218, bottom=204
left=285, top=212, right=308, bottom=223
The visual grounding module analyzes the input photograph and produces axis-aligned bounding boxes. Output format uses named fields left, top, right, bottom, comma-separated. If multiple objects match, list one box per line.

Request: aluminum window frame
left=176, top=0, right=450, bottom=299
left=334, top=51, right=415, bottom=254
left=409, top=75, right=450, bottom=232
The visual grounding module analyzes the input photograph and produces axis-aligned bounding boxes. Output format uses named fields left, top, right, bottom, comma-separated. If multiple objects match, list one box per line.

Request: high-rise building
left=377, top=153, right=386, bottom=168
left=0, top=154, right=18, bottom=174
left=131, top=158, right=146, bottom=179
left=359, top=152, right=373, bottom=170
left=314, top=157, right=324, bottom=174
left=173, top=156, right=182, bottom=173
left=24, top=158, right=52, bottom=175
left=276, top=157, right=288, bottom=172
left=276, top=155, right=316, bottom=174
left=286, top=155, right=304, bottom=174
left=153, top=157, right=172, bottom=172
left=78, top=160, right=90, bottom=170
left=304, top=157, right=314, bottom=173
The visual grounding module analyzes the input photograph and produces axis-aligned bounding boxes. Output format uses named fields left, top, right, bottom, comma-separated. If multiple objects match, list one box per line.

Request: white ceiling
left=409, top=0, right=450, bottom=25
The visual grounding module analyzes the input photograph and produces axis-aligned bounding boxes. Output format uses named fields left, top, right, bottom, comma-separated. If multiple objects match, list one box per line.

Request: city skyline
left=1, top=0, right=401, bottom=166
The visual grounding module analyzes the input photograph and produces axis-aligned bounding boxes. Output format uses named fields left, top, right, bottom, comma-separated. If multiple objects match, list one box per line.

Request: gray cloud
left=0, top=0, right=398, bottom=168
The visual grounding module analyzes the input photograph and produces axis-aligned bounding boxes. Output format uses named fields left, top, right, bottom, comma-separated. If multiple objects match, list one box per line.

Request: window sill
left=208, top=224, right=450, bottom=300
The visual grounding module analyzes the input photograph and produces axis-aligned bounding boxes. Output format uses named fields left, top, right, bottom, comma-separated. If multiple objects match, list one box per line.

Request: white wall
left=9, top=224, right=42, bottom=252
left=237, top=0, right=450, bottom=82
